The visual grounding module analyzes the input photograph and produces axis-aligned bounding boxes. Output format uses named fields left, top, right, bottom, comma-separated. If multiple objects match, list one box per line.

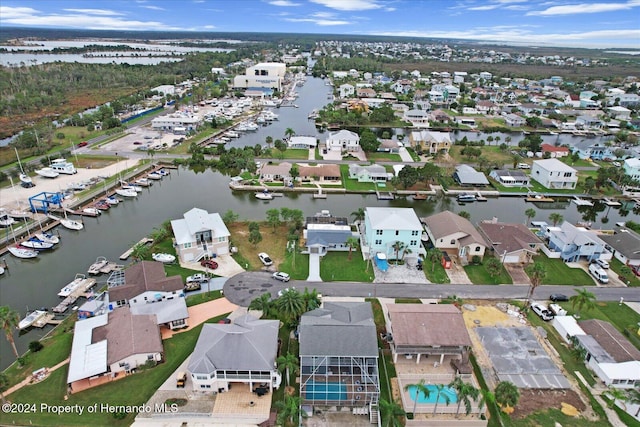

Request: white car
left=530, top=303, right=553, bottom=321
left=186, top=273, right=208, bottom=284
left=258, top=252, right=273, bottom=266
left=517, top=163, right=531, bottom=169
left=594, top=259, right=609, bottom=269
left=272, top=272, right=290, bottom=282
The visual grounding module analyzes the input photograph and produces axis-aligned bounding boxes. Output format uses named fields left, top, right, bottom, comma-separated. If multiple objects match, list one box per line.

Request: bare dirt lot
left=512, top=389, right=586, bottom=419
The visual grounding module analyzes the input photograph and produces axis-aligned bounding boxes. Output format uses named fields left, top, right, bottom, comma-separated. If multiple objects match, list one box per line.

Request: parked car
left=186, top=273, right=208, bottom=284
left=594, top=258, right=609, bottom=269
left=549, top=294, right=569, bottom=302
left=258, top=252, right=273, bottom=266
left=77, top=141, right=88, bottom=147
left=517, top=163, right=531, bottom=169
left=200, top=259, right=219, bottom=269
left=588, top=263, right=609, bottom=284
left=530, top=302, right=554, bottom=321
left=176, top=371, right=187, bottom=388
left=272, top=272, right=290, bottom=282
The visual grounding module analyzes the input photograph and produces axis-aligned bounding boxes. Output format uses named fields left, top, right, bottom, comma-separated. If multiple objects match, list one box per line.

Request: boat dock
left=603, top=198, right=621, bottom=207
left=572, top=196, right=594, bottom=206
left=32, top=312, right=63, bottom=328
left=63, top=207, right=99, bottom=217
left=120, top=237, right=154, bottom=260
left=475, top=192, right=487, bottom=202
left=376, top=190, right=394, bottom=200
left=100, top=262, right=123, bottom=274
left=53, top=277, right=96, bottom=313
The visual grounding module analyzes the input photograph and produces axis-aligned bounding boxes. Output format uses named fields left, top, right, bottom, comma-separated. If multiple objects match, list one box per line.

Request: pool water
left=305, top=381, right=348, bottom=401
left=407, top=385, right=458, bottom=404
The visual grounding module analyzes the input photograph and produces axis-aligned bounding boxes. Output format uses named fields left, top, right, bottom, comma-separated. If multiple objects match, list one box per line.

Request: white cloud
left=268, top=0, right=301, bottom=5
left=63, top=8, right=124, bottom=16
left=141, top=5, right=166, bottom=11
left=312, top=11, right=336, bottom=18
left=468, top=5, right=500, bottom=10
left=0, top=6, right=37, bottom=18
left=385, top=7, right=396, bottom=11
left=528, top=1, right=640, bottom=16
left=284, top=17, right=351, bottom=25
left=203, top=25, right=216, bottom=29
left=310, top=0, right=383, bottom=11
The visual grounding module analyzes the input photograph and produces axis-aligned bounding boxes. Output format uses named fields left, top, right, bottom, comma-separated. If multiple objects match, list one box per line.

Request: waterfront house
left=607, top=106, right=632, bottom=120
left=547, top=222, right=611, bottom=263
left=287, top=136, right=317, bottom=149
left=403, top=109, right=429, bottom=127
left=409, top=130, right=451, bottom=154
left=298, top=164, right=341, bottom=183
left=260, top=161, right=292, bottom=182
left=170, top=207, right=230, bottom=263
left=476, top=100, right=496, bottom=115
left=571, top=141, right=615, bottom=161
left=453, top=164, right=489, bottom=186
left=422, top=210, right=487, bottom=264
left=503, top=113, right=525, bottom=127
left=576, top=319, right=640, bottom=389
left=357, top=87, right=377, bottom=98
left=478, top=220, right=540, bottom=263
left=326, top=129, right=361, bottom=153
left=151, top=113, right=202, bottom=133
left=339, top=83, right=355, bottom=99
left=386, top=304, right=472, bottom=371
left=576, top=115, right=603, bottom=129
left=67, top=308, right=163, bottom=391
left=361, top=207, right=424, bottom=261
left=304, top=213, right=354, bottom=256
left=489, top=169, right=530, bottom=187
left=233, top=62, right=286, bottom=91
left=623, top=158, right=640, bottom=181
left=108, top=261, right=188, bottom=330
left=348, top=164, right=389, bottom=182
left=601, top=228, right=640, bottom=271
left=530, top=158, right=577, bottom=190
left=299, top=302, right=379, bottom=410
left=187, top=314, right=281, bottom=393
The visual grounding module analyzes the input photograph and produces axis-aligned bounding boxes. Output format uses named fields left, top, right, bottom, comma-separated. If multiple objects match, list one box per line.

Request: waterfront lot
left=532, top=254, right=595, bottom=286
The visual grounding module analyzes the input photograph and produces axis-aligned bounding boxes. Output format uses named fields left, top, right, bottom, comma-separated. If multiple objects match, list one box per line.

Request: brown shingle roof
left=478, top=221, right=540, bottom=255
left=388, top=304, right=472, bottom=347
left=578, top=319, right=640, bottom=362
left=109, top=261, right=183, bottom=302
left=92, top=307, right=163, bottom=366
left=298, top=164, right=340, bottom=178
left=423, top=210, right=486, bottom=247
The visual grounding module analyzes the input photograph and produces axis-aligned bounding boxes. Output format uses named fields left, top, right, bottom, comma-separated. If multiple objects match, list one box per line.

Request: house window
left=375, top=240, right=382, bottom=245
left=119, top=362, right=126, bottom=367
left=450, top=240, right=456, bottom=245
left=173, top=319, right=186, bottom=327
left=411, top=230, right=419, bottom=236
left=564, top=172, right=572, bottom=177
left=184, top=242, right=192, bottom=249
left=410, top=240, right=417, bottom=246
left=196, top=375, right=208, bottom=380
left=376, top=230, right=383, bottom=235
left=395, top=230, right=399, bottom=236
left=475, top=247, right=481, bottom=252
left=218, top=237, right=226, bottom=242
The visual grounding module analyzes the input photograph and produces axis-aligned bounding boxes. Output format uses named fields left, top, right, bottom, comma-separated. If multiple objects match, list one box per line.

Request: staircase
left=369, top=399, right=380, bottom=426
left=561, top=248, right=581, bottom=262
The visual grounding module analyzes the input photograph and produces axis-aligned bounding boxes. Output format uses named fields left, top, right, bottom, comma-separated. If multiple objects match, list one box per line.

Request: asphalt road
left=223, top=271, right=640, bottom=307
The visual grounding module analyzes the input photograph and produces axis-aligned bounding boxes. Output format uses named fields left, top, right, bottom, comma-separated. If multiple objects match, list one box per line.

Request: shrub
left=472, top=255, right=481, bottom=265
left=28, top=341, right=44, bottom=353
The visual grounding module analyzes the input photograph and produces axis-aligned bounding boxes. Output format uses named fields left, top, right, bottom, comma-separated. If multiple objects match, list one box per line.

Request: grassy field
left=227, top=222, right=290, bottom=271
left=423, top=260, right=450, bottom=284
left=464, top=262, right=513, bottom=285
left=531, top=255, right=595, bottom=286
left=340, top=164, right=379, bottom=191
left=448, top=145, right=512, bottom=165
left=319, top=251, right=374, bottom=282
left=366, top=152, right=402, bottom=161
left=610, top=258, right=640, bottom=287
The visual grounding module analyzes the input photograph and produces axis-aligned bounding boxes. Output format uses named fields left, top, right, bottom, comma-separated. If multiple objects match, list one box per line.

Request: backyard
left=531, top=255, right=594, bottom=286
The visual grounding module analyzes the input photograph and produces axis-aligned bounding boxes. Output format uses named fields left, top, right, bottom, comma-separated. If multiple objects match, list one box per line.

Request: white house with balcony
left=151, top=113, right=202, bottom=132
left=170, top=208, right=230, bottom=263
left=623, top=158, right=640, bottom=181
left=326, top=129, right=360, bottom=153
left=361, top=207, right=424, bottom=261
left=233, top=62, right=286, bottom=91
left=531, top=158, right=577, bottom=190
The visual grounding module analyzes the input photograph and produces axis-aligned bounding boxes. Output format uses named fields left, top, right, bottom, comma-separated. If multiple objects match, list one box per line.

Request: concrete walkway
left=398, top=147, right=414, bottom=162
left=5, top=357, right=70, bottom=397
left=162, top=297, right=238, bottom=339
left=574, top=371, right=628, bottom=427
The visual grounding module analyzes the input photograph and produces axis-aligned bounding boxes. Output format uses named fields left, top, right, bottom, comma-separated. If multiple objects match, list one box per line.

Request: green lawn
left=278, top=250, right=310, bottom=281
left=280, top=149, right=311, bottom=159
left=464, top=262, right=513, bottom=285
left=423, top=260, right=450, bottom=284
left=531, top=255, right=594, bottom=286
left=366, top=152, right=402, bottom=161
left=320, top=251, right=374, bottom=282
left=610, top=258, right=640, bottom=287
left=340, top=164, right=378, bottom=191
left=1, top=313, right=230, bottom=426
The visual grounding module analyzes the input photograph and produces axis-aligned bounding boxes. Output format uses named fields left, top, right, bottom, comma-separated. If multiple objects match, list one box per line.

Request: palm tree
left=275, top=288, right=305, bottom=323
left=276, top=352, right=299, bottom=388
left=627, top=388, right=640, bottom=417
left=605, top=387, right=628, bottom=410
left=265, top=135, right=273, bottom=149
left=524, top=262, right=546, bottom=308
left=275, top=395, right=305, bottom=426
left=248, top=293, right=272, bottom=317
left=449, top=376, right=480, bottom=417
left=0, top=306, right=20, bottom=358
left=494, top=381, right=520, bottom=410
left=379, top=397, right=406, bottom=427
left=392, top=241, right=405, bottom=265
left=301, top=288, right=321, bottom=311
left=404, top=379, right=431, bottom=415
left=401, top=246, right=413, bottom=261
left=432, top=383, right=451, bottom=415
left=570, top=287, right=596, bottom=317
left=0, top=372, right=8, bottom=404
left=549, top=212, right=564, bottom=227
left=524, top=208, right=536, bottom=225
left=427, top=248, right=442, bottom=273
left=345, top=236, right=360, bottom=260
left=350, top=207, right=365, bottom=224
left=284, top=127, right=295, bottom=140
left=130, top=242, right=150, bottom=261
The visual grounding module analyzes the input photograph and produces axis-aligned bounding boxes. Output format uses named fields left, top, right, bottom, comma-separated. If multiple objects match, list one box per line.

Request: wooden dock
left=376, top=190, right=394, bottom=200
left=120, top=237, right=154, bottom=260
left=33, top=312, right=62, bottom=328
left=63, top=207, right=99, bottom=218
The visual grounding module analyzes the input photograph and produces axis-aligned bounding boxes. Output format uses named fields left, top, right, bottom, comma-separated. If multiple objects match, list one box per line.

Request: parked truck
left=176, top=371, right=187, bottom=388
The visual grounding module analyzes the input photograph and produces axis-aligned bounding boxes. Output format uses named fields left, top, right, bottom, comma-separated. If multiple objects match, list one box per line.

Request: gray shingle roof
left=109, top=261, right=183, bottom=302
left=601, top=229, right=640, bottom=261
left=453, top=164, right=489, bottom=185
left=188, top=315, right=279, bottom=374
left=299, top=302, right=377, bottom=357
left=365, top=207, right=422, bottom=231
left=578, top=319, right=640, bottom=363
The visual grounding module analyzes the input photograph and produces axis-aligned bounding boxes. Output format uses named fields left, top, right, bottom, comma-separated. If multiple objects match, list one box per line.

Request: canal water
left=0, top=75, right=634, bottom=369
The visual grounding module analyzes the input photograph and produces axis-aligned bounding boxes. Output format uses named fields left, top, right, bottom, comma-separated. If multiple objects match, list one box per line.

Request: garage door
left=503, top=255, right=520, bottom=263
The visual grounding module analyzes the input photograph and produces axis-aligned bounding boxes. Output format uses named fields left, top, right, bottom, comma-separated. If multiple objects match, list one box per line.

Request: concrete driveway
left=445, top=255, right=473, bottom=284
left=373, top=260, right=429, bottom=284
left=504, top=263, right=532, bottom=285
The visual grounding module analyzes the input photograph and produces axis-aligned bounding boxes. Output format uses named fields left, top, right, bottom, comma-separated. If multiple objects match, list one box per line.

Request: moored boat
left=457, top=193, right=477, bottom=202
left=8, top=246, right=39, bottom=259
left=151, top=253, right=176, bottom=264
left=35, top=167, right=59, bottom=179
left=106, top=196, right=121, bottom=205
left=47, top=214, right=84, bottom=231
left=18, top=310, right=48, bottom=330
left=82, top=207, right=101, bottom=216
left=147, top=172, right=162, bottom=180
left=34, top=232, right=59, bottom=245
left=134, top=178, right=152, bottom=187
left=58, top=273, right=91, bottom=297
left=157, top=168, right=170, bottom=176
left=21, top=237, right=54, bottom=250
left=115, top=188, right=138, bottom=198
left=94, top=200, right=110, bottom=211
left=255, top=190, right=274, bottom=200
left=88, top=256, right=109, bottom=275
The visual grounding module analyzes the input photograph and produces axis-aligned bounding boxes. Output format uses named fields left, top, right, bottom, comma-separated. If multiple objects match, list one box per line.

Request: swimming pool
left=407, top=385, right=458, bottom=404
left=305, top=381, right=348, bottom=401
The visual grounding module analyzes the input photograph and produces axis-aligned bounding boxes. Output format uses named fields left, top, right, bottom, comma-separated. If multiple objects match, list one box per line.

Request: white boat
left=255, top=190, right=274, bottom=200
left=120, top=181, right=142, bottom=192
left=0, top=209, right=17, bottom=227
left=115, top=188, right=138, bottom=198
left=58, top=273, right=90, bottom=297
left=50, top=158, right=77, bottom=175
left=19, top=173, right=34, bottom=187
left=147, top=172, right=162, bottom=180
left=134, top=178, right=152, bottom=187
left=152, top=253, right=176, bottom=263
left=106, top=196, right=121, bottom=205
left=18, top=310, right=48, bottom=330
left=88, top=256, right=109, bottom=275
left=244, top=121, right=259, bottom=131
left=82, top=207, right=101, bottom=216
left=34, top=232, right=59, bottom=245
left=21, top=237, right=54, bottom=250
left=457, top=193, right=477, bottom=203
left=35, top=167, right=59, bottom=179
left=157, top=168, right=170, bottom=176
left=7, top=246, right=38, bottom=259
left=224, top=131, right=240, bottom=138
left=8, top=209, right=31, bottom=219
left=47, top=214, right=84, bottom=230
left=0, top=266, right=4, bottom=275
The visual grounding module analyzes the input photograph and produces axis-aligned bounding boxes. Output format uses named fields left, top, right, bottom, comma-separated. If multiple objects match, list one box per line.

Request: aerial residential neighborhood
left=0, top=2, right=640, bottom=427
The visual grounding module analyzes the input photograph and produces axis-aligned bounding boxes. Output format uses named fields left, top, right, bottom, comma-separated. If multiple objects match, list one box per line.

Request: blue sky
left=1, top=0, right=639, bottom=48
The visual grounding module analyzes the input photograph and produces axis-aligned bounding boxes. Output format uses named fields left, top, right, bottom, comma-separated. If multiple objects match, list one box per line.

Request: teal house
left=361, top=207, right=424, bottom=261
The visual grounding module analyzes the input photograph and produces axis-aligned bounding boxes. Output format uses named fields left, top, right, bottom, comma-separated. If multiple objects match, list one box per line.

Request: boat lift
left=28, top=192, right=64, bottom=214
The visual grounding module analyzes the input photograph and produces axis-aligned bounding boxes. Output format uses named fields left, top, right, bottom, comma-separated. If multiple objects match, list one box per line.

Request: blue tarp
left=375, top=253, right=389, bottom=272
